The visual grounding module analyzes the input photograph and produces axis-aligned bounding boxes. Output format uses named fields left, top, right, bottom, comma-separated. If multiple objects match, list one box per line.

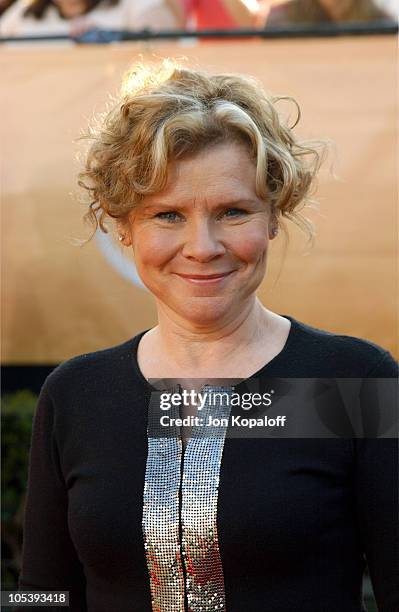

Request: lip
left=174, top=271, right=235, bottom=284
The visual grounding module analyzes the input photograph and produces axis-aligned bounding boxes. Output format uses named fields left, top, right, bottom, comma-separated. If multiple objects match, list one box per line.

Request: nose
left=181, top=218, right=226, bottom=262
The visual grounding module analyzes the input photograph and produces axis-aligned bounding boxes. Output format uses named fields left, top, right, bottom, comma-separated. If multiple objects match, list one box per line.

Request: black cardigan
left=17, top=316, right=398, bottom=611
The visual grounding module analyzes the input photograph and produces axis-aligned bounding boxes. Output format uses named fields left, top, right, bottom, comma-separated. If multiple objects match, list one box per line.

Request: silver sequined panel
left=143, top=391, right=185, bottom=611
left=182, top=387, right=232, bottom=611
left=142, top=385, right=233, bottom=612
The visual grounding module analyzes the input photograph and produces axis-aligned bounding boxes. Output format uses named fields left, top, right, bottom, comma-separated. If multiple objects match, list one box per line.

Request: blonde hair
left=78, top=60, right=326, bottom=242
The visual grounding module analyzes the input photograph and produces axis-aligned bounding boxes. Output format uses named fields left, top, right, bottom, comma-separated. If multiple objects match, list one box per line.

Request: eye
left=154, top=211, right=182, bottom=223
left=222, top=208, right=247, bottom=218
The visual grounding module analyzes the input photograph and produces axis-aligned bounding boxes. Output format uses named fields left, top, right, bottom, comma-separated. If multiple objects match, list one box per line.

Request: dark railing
left=0, top=19, right=397, bottom=44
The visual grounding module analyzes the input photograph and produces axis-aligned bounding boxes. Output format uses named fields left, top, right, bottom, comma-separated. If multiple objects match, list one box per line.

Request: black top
left=17, top=316, right=398, bottom=611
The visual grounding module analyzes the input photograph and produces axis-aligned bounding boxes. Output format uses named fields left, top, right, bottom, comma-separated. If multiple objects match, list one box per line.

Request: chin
left=176, top=298, right=235, bottom=326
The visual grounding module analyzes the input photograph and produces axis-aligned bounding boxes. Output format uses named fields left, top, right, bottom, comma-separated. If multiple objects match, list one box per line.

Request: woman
left=17, top=61, right=398, bottom=611
left=0, top=0, right=183, bottom=37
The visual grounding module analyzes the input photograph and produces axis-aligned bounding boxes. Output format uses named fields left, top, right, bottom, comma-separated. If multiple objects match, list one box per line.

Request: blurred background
left=1, top=1, right=398, bottom=608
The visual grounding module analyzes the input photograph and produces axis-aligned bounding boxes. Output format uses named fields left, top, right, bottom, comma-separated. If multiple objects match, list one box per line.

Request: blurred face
left=53, top=0, right=88, bottom=18
left=123, top=142, right=277, bottom=328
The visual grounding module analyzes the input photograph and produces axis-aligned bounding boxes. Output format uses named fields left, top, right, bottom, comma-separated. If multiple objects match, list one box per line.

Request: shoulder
left=32, top=331, right=149, bottom=440
left=287, top=317, right=398, bottom=377
left=43, top=333, right=143, bottom=400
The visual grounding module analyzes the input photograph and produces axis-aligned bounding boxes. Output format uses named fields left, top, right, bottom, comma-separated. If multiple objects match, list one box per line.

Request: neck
left=151, top=297, right=273, bottom=371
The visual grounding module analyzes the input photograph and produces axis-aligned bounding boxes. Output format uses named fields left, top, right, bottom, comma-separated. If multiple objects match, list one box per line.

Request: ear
left=116, top=220, right=133, bottom=247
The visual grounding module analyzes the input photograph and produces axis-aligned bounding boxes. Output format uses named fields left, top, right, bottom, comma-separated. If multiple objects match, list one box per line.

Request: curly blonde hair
left=78, top=59, right=325, bottom=242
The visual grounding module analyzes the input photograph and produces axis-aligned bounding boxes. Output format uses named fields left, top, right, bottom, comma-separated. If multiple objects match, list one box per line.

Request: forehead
left=146, top=141, right=258, bottom=207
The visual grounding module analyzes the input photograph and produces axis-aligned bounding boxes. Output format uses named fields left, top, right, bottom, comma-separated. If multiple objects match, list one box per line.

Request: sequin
left=142, top=384, right=232, bottom=612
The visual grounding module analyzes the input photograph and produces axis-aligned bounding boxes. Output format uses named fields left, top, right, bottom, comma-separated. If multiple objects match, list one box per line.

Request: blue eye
left=155, top=211, right=181, bottom=223
left=223, top=208, right=246, bottom=218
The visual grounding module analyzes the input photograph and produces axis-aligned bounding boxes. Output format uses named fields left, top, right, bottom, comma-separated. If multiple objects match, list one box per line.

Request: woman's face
left=123, top=141, right=277, bottom=328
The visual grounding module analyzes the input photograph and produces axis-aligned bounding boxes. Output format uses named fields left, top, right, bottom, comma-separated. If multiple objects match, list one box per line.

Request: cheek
left=231, top=225, right=269, bottom=263
left=134, top=230, right=177, bottom=268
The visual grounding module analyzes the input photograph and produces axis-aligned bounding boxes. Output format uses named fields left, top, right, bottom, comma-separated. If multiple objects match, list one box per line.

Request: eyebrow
left=142, top=199, right=259, bottom=211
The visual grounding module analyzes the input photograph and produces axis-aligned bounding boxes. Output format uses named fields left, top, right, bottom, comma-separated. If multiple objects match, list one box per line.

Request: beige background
left=1, top=36, right=397, bottom=363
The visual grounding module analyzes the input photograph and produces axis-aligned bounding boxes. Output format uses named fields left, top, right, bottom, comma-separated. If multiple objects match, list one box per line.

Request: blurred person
left=183, top=0, right=268, bottom=30
left=0, top=0, right=184, bottom=37
left=264, top=0, right=391, bottom=26
left=16, top=60, right=398, bottom=611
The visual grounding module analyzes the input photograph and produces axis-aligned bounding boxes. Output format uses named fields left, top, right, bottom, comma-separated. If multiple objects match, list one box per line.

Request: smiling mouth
left=174, top=271, right=235, bottom=283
